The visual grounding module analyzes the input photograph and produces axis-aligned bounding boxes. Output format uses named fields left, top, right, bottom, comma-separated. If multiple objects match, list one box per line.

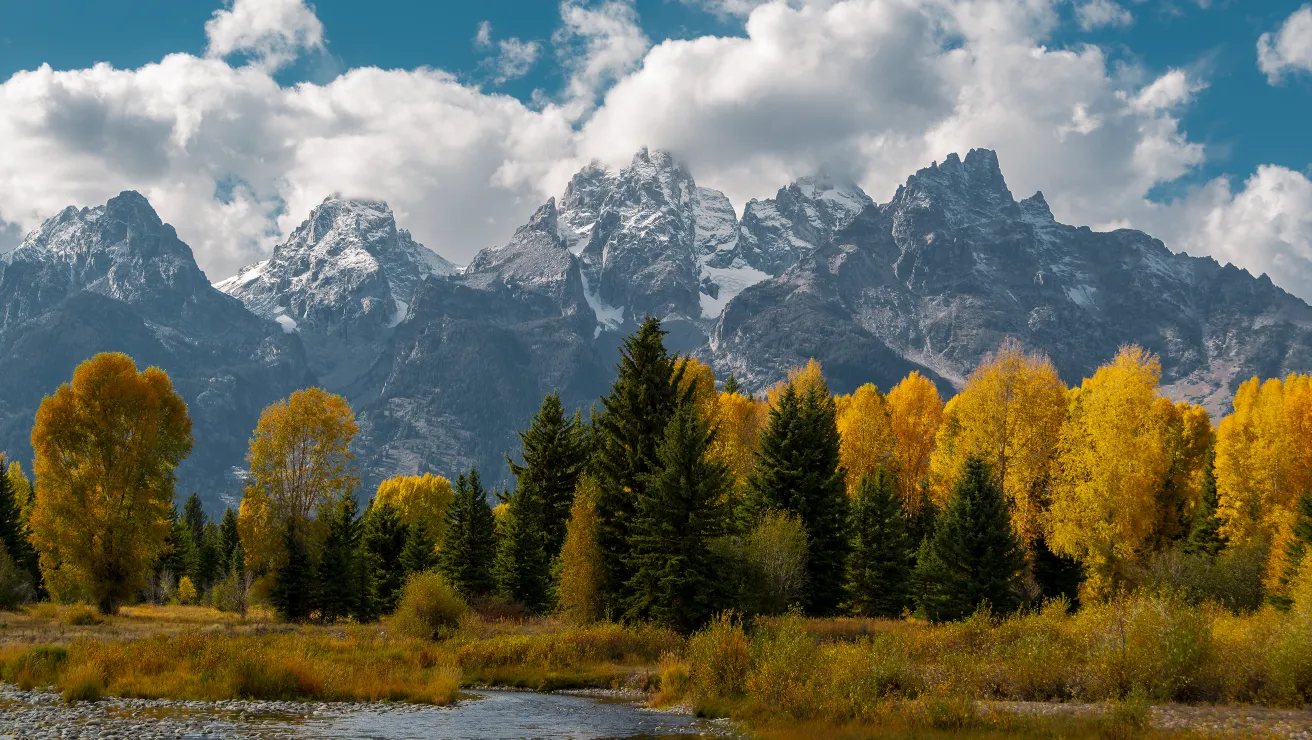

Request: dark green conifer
left=723, top=373, right=740, bottom=396
left=493, top=484, right=551, bottom=612
left=1184, top=452, right=1226, bottom=558
left=196, top=522, right=223, bottom=590
left=219, top=508, right=241, bottom=572
left=624, top=403, right=731, bottom=632
left=317, top=492, right=363, bottom=622
left=400, top=519, right=437, bottom=576
left=847, top=471, right=913, bottom=618
left=439, top=469, right=498, bottom=598
left=1031, top=535, right=1084, bottom=608
left=0, top=454, right=39, bottom=592
left=592, top=317, right=687, bottom=616
left=270, top=520, right=315, bottom=622
left=913, top=456, right=1025, bottom=622
left=157, top=504, right=199, bottom=586
left=182, top=493, right=207, bottom=546
left=362, top=501, right=408, bottom=613
left=747, top=382, right=850, bottom=616
left=508, top=392, right=590, bottom=559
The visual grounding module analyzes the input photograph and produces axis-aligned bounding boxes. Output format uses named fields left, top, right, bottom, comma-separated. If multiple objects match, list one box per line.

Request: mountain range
left=3, top=147, right=1310, bottom=511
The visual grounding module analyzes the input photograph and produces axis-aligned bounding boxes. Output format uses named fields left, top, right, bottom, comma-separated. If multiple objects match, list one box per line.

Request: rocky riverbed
left=0, top=683, right=719, bottom=739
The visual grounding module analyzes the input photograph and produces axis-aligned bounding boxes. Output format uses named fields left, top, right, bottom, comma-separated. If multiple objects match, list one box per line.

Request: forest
left=2, top=318, right=1312, bottom=736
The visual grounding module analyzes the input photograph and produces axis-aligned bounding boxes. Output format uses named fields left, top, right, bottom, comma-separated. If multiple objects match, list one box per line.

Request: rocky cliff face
left=713, top=149, right=1312, bottom=412
left=5, top=148, right=1311, bottom=511
left=0, top=192, right=312, bottom=506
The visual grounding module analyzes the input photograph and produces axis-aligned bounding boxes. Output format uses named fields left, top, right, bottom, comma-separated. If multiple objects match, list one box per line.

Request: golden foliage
left=1215, top=373, right=1312, bottom=590
left=711, top=391, right=767, bottom=496
left=1048, top=346, right=1172, bottom=597
left=177, top=576, right=197, bottom=605
left=767, top=359, right=826, bottom=408
left=28, top=353, right=193, bottom=614
left=674, top=357, right=719, bottom=422
left=6, top=461, right=32, bottom=520
left=1152, top=398, right=1214, bottom=545
left=886, top=372, right=944, bottom=513
left=834, top=384, right=894, bottom=492
left=928, top=339, right=1067, bottom=545
left=374, top=473, right=454, bottom=545
left=557, top=477, right=604, bottom=625
left=238, top=388, right=358, bottom=570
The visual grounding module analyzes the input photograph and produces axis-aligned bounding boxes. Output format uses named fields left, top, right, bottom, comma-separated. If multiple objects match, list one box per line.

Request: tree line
left=0, top=320, right=1308, bottom=630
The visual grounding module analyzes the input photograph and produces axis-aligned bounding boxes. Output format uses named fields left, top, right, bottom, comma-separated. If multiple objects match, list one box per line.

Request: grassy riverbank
left=3, top=594, right=1312, bottom=737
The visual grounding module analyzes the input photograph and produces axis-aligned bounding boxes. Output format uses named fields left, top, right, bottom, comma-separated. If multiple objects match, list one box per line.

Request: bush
left=3, top=646, right=67, bottom=690
left=686, top=612, right=752, bottom=700
left=65, top=604, right=103, bottom=626
left=177, top=576, right=197, bottom=605
left=0, top=544, right=34, bottom=611
left=742, top=511, right=808, bottom=615
left=59, top=663, right=105, bottom=703
left=392, top=571, right=468, bottom=640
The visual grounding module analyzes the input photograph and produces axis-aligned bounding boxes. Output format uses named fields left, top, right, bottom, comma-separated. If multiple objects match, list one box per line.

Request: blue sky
left=1, top=0, right=1310, bottom=300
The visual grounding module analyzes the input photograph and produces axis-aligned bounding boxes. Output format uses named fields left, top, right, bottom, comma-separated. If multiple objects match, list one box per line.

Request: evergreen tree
left=317, top=492, right=363, bottom=622
left=592, top=318, right=687, bottom=616
left=723, top=373, right=740, bottom=396
left=1031, top=535, right=1084, bottom=608
left=362, top=501, right=408, bottom=613
left=1184, top=452, right=1226, bottom=558
left=0, top=455, right=39, bottom=592
left=439, top=469, right=497, bottom=598
left=846, top=471, right=913, bottom=618
left=182, top=493, right=207, bottom=546
left=913, top=456, right=1026, bottom=622
left=352, top=538, right=380, bottom=622
left=196, top=522, right=224, bottom=590
left=157, top=504, right=199, bottom=586
left=270, top=520, right=315, bottom=622
left=508, top=392, right=591, bottom=559
left=493, top=489, right=551, bottom=612
left=747, top=382, right=850, bottom=616
left=219, top=508, right=241, bottom=572
left=624, top=403, right=731, bottom=632
left=400, top=519, right=437, bottom=576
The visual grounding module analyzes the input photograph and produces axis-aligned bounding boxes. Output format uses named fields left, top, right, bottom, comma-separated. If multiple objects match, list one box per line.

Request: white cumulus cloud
left=473, top=22, right=543, bottom=85
left=1075, top=0, right=1133, bottom=31
left=205, top=0, right=325, bottom=72
left=1258, top=5, right=1312, bottom=83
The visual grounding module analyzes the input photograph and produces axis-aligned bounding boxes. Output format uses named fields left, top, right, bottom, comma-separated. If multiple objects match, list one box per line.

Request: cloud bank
left=0, top=0, right=1309, bottom=304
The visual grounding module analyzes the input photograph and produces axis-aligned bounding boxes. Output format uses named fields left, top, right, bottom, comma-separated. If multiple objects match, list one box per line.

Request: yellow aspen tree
left=238, top=388, right=358, bottom=570
left=767, top=359, right=826, bottom=408
left=1047, top=346, right=1171, bottom=598
left=556, top=476, right=604, bottom=624
left=887, top=372, right=944, bottom=513
left=712, top=390, right=767, bottom=494
left=1216, top=373, right=1312, bottom=589
left=374, top=473, right=455, bottom=545
left=835, top=384, right=895, bottom=492
left=674, top=357, right=720, bottom=422
left=928, top=338, right=1067, bottom=545
left=29, top=353, right=193, bottom=613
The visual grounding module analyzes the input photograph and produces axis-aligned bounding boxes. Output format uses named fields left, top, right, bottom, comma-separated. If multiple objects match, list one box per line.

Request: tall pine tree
left=362, top=501, right=408, bottom=613
left=317, top=492, right=363, bottom=622
left=747, top=382, right=850, bottom=616
left=592, top=318, right=687, bottom=617
left=624, top=403, right=731, bottom=632
left=219, top=508, right=241, bottom=574
left=439, top=469, right=497, bottom=599
left=1184, top=450, right=1226, bottom=558
left=913, top=455, right=1026, bottom=622
left=508, top=392, right=590, bottom=558
left=493, top=485, right=551, bottom=612
left=183, top=493, right=207, bottom=546
left=400, top=519, right=437, bottom=576
left=847, top=471, right=913, bottom=618
left=157, top=504, right=199, bottom=588
left=0, top=454, right=39, bottom=592
left=270, top=519, right=315, bottom=622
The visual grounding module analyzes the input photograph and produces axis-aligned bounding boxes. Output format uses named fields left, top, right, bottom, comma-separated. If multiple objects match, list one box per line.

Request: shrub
left=177, top=576, right=198, bottom=605
left=59, top=663, right=105, bottom=703
left=65, top=604, right=103, bottom=626
left=3, top=646, right=67, bottom=690
left=1098, top=689, right=1151, bottom=740
left=686, top=612, right=751, bottom=700
left=0, top=543, right=34, bottom=611
left=742, top=511, right=808, bottom=615
left=392, top=571, right=468, bottom=640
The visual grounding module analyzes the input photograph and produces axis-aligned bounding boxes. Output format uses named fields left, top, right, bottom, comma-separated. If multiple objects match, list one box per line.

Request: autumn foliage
left=28, top=353, right=193, bottom=614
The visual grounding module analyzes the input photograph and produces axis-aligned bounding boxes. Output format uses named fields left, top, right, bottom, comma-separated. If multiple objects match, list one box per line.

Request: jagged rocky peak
left=217, top=195, right=457, bottom=334
left=0, top=191, right=213, bottom=325
left=558, top=163, right=616, bottom=253
left=889, top=148, right=1019, bottom=229
left=731, top=172, right=875, bottom=276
